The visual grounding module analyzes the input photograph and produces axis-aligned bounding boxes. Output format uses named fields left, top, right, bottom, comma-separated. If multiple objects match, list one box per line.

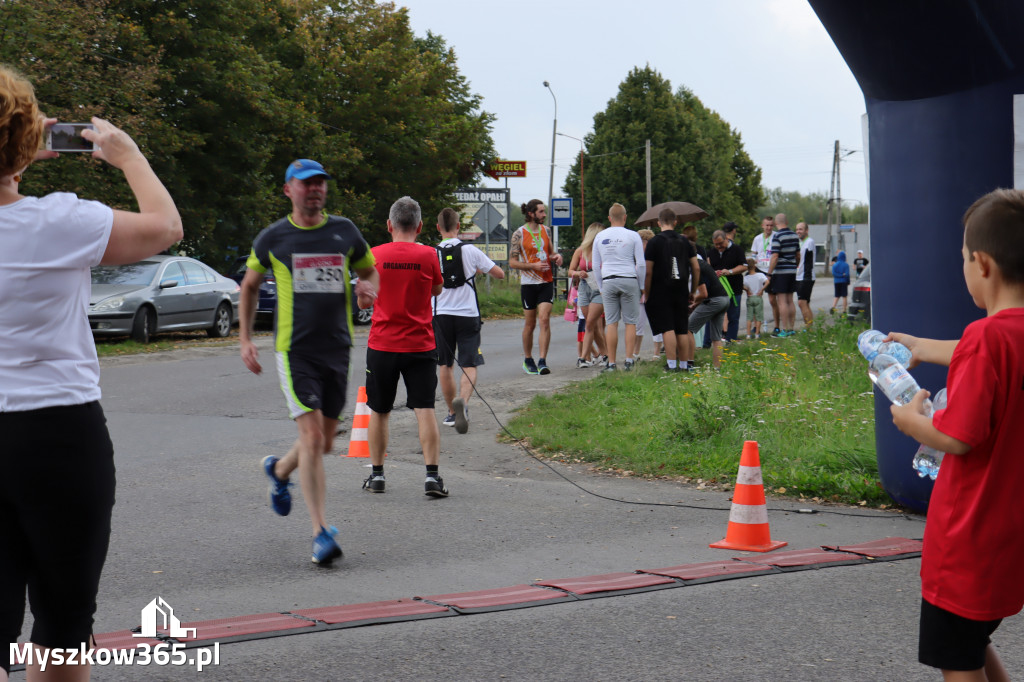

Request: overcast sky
left=402, top=0, right=869, bottom=216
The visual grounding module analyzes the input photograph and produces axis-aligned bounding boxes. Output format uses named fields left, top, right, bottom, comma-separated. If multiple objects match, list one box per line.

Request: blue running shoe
left=262, top=455, right=292, bottom=516
left=537, top=358, right=551, bottom=375
left=312, top=525, right=342, bottom=565
left=523, top=358, right=539, bottom=375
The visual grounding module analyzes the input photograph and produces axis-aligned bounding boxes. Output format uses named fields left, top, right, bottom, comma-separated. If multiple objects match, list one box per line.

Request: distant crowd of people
left=552, top=206, right=865, bottom=373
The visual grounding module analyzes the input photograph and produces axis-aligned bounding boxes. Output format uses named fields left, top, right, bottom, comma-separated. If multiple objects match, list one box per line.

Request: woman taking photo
left=0, top=65, right=182, bottom=681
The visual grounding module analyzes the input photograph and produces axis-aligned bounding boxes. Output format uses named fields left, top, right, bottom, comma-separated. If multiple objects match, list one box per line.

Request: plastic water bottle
left=857, top=329, right=912, bottom=366
left=912, top=388, right=947, bottom=480
left=868, top=354, right=927, bottom=407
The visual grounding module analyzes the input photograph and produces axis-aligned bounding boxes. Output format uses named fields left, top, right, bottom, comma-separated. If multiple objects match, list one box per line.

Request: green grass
left=93, top=331, right=254, bottom=357
left=507, top=317, right=889, bottom=507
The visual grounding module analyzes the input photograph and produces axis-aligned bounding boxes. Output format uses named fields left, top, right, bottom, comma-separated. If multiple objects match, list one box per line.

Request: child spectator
left=830, top=250, right=850, bottom=313
left=889, top=188, right=1024, bottom=680
left=743, top=258, right=768, bottom=339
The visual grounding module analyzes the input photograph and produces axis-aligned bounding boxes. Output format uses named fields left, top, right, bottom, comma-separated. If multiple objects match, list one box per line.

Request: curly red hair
left=0, top=65, right=43, bottom=178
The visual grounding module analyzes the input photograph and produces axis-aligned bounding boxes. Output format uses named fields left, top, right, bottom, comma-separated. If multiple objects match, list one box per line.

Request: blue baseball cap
left=285, top=159, right=331, bottom=182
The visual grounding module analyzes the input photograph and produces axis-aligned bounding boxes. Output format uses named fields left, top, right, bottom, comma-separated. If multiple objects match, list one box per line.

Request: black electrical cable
left=436, top=296, right=921, bottom=523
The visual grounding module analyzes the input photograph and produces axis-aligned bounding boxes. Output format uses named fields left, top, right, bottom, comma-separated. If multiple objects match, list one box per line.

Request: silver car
left=90, top=255, right=240, bottom=343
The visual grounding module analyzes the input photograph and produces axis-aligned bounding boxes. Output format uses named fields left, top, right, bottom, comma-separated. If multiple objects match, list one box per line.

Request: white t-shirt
left=433, top=238, right=496, bottom=317
left=751, top=232, right=773, bottom=271
left=797, top=237, right=816, bottom=281
left=743, top=271, right=769, bottom=296
left=0, top=193, right=113, bottom=411
left=592, top=226, right=646, bottom=289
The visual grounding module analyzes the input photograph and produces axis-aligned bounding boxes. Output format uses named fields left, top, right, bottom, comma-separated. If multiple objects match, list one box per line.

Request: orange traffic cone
left=710, top=441, right=787, bottom=552
left=345, top=386, right=371, bottom=457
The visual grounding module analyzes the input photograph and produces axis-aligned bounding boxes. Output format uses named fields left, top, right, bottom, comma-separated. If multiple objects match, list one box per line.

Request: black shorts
left=365, top=348, right=438, bottom=413
left=276, top=348, right=350, bottom=420
left=919, top=598, right=1002, bottom=671
left=797, top=278, right=815, bottom=301
left=0, top=402, right=115, bottom=668
left=521, top=281, right=554, bottom=310
left=758, top=269, right=775, bottom=295
left=434, top=315, right=485, bottom=368
left=771, top=272, right=797, bottom=294
left=834, top=282, right=849, bottom=297
left=645, top=286, right=690, bottom=336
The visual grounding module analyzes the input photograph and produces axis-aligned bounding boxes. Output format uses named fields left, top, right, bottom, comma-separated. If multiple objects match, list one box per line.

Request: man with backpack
left=434, top=208, right=505, bottom=433
left=642, top=208, right=700, bottom=370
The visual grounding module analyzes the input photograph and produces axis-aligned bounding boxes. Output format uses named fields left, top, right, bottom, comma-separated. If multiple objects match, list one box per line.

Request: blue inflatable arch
left=808, top=1, right=1024, bottom=511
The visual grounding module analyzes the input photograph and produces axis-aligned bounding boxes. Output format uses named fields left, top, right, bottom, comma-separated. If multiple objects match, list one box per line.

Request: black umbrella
left=633, top=201, right=709, bottom=228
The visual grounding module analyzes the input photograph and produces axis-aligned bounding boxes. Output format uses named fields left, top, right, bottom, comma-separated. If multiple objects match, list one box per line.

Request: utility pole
left=645, top=139, right=652, bottom=209
left=826, top=140, right=840, bottom=273
left=543, top=82, right=558, bottom=253
left=836, top=142, right=845, bottom=255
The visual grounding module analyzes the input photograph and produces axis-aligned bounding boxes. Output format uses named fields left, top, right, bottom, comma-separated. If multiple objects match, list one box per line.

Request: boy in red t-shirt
left=360, top=196, right=446, bottom=497
left=890, top=188, right=1024, bottom=681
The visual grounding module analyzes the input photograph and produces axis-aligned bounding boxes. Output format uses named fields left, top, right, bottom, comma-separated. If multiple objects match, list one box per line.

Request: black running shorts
left=520, top=282, right=554, bottom=310
left=433, top=315, right=485, bottom=368
left=919, top=598, right=1002, bottom=671
left=365, top=348, right=438, bottom=413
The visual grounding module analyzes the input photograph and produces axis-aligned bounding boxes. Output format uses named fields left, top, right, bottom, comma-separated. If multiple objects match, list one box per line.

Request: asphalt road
left=13, top=291, right=1023, bottom=681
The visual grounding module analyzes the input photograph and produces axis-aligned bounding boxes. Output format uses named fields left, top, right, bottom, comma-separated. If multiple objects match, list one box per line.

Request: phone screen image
left=47, top=123, right=95, bottom=152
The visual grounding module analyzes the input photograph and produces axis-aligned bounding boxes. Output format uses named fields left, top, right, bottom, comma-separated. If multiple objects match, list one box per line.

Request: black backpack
left=435, top=241, right=480, bottom=316
left=437, top=241, right=474, bottom=289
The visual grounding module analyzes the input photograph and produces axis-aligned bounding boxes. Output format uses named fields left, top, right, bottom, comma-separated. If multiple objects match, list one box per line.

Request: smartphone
left=46, top=123, right=95, bottom=152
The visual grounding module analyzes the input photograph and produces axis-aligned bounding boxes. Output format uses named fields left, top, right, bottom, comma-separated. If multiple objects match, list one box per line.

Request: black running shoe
left=425, top=475, right=449, bottom=498
left=362, top=474, right=385, bottom=493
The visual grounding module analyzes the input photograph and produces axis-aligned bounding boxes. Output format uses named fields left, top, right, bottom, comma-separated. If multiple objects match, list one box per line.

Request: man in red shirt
left=360, top=196, right=446, bottom=497
left=891, top=188, right=1024, bottom=680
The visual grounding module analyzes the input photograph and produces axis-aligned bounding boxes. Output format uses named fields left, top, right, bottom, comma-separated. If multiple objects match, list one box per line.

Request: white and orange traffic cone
left=345, top=386, right=371, bottom=458
left=710, top=441, right=787, bottom=552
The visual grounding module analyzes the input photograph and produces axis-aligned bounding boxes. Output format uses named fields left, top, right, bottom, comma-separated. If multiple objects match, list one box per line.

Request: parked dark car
left=847, top=263, right=871, bottom=322
left=229, top=256, right=373, bottom=326
left=90, top=255, right=239, bottom=343
left=229, top=256, right=276, bottom=321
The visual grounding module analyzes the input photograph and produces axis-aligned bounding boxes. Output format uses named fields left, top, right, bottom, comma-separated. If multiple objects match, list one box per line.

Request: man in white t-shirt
left=750, top=215, right=777, bottom=330
left=434, top=208, right=504, bottom=434
left=592, top=202, right=646, bottom=372
left=795, top=221, right=816, bottom=328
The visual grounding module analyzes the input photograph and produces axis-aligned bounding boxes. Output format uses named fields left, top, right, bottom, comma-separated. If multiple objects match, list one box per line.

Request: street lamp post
left=543, top=81, right=558, bottom=252
left=557, top=132, right=584, bottom=240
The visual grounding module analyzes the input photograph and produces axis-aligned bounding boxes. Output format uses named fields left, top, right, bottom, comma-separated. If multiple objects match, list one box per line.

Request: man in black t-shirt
left=643, top=208, right=700, bottom=371
left=240, top=158, right=378, bottom=566
left=708, top=224, right=747, bottom=342
left=854, top=250, right=869, bottom=277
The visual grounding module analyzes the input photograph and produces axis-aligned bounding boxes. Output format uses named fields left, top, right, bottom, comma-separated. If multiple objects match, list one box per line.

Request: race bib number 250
left=293, top=254, right=346, bottom=293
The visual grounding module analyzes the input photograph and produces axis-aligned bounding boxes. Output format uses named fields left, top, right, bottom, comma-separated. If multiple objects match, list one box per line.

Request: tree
left=290, top=1, right=495, bottom=245
left=0, top=0, right=179, bottom=213
left=106, top=0, right=317, bottom=264
left=561, top=66, right=764, bottom=251
left=759, top=188, right=868, bottom=225
left=3, top=0, right=494, bottom=265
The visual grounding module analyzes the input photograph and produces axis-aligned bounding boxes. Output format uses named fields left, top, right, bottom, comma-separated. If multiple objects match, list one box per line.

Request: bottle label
left=878, top=364, right=917, bottom=404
